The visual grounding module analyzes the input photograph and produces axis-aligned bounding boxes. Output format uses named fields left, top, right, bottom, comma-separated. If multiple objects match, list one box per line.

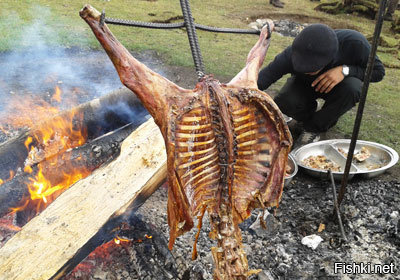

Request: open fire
left=0, top=85, right=91, bottom=218
left=0, top=81, right=151, bottom=280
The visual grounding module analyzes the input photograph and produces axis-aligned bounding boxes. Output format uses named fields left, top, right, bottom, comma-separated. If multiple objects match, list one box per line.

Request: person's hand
left=260, top=19, right=275, bottom=40
left=312, top=66, right=345, bottom=93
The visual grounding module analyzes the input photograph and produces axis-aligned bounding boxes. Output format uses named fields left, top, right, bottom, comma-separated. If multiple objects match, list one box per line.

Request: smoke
left=93, top=101, right=151, bottom=138
left=0, top=4, right=182, bottom=144
left=0, top=5, right=123, bottom=110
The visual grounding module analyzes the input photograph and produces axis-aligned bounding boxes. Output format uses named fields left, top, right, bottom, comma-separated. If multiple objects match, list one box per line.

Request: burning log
left=0, top=118, right=167, bottom=280
left=0, top=122, right=139, bottom=221
left=80, top=4, right=292, bottom=279
left=0, top=88, right=147, bottom=182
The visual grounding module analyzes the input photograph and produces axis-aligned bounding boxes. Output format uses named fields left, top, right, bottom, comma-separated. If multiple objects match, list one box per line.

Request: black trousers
left=274, top=76, right=362, bottom=132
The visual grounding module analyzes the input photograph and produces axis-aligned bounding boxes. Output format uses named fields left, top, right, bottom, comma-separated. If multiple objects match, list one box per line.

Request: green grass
left=1, top=0, right=400, bottom=159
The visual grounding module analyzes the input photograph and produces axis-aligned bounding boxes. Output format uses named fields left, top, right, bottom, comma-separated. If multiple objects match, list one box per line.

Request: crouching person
left=257, top=24, right=385, bottom=147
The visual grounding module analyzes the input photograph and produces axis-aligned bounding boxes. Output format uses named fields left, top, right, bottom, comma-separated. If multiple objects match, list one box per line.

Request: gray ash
left=62, top=176, right=399, bottom=279
left=249, top=19, right=307, bottom=37
left=273, top=19, right=307, bottom=37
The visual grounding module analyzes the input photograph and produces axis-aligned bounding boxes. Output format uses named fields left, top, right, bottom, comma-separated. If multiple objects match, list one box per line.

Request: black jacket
left=257, top=29, right=385, bottom=90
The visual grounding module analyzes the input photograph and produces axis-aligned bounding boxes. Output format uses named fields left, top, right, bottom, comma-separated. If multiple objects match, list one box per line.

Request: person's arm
left=346, top=41, right=385, bottom=82
left=257, top=47, right=293, bottom=90
left=313, top=36, right=386, bottom=93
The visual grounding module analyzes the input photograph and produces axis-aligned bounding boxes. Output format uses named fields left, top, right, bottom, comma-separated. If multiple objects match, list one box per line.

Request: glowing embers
left=113, top=233, right=152, bottom=245
left=114, top=236, right=131, bottom=245
left=65, top=217, right=165, bottom=280
left=0, top=213, right=21, bottom=249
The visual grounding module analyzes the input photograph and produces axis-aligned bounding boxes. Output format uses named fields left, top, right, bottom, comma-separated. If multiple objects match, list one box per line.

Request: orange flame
left=28, top=169, right=64, bottom=203
left=0, top=170, right=15, bottom=186
left=10, top=200, right=29, bottom=214
left=1, top=85, right=91, bottom=217
left=0, top=213, right=22, bottom=233
left=145, top=234, right=152, bottom=239
left=0, top=222, right=21, bottom=232
left=114, top=236, right=131, bottom=245
left=24, top=108, right=87, bottom=166
left=0, top=95, right=59, bottom=129
left=51, top=86, right=62, bottom=103
left=17, top=91, right=89, bottom=212
left=0, top=86, right=81, bottom=131
left=18, top=158, right=91, bottom=215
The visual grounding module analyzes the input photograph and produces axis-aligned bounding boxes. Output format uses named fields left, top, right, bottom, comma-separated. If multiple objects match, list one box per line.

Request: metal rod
left=179, top=0, right=205, bottom=79
left=337, top=0, right=388, bottom=206
left=103, top=3, right=263, bottom=79
left=105, top=17, right=185, bottom=29
left=105, top=17, right=260, bottom=34
left=329, top=170, right=347, bottom=241
left=194, top=23, right=260, bottom=34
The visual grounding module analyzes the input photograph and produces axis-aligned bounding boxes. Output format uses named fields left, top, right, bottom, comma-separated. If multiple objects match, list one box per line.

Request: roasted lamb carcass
left=80, top=5, right=292, bottom=279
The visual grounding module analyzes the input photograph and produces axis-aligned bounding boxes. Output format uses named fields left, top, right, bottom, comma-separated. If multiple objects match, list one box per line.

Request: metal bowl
left=292, top=139, right=399, bottom=180
left=284, top=153, right=298, bottom=186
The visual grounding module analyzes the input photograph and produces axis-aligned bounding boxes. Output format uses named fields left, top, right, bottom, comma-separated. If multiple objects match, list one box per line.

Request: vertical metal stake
left=337, top=0, right=388, bottom=207
left=329, top=171, right=347, bottom=242
left=179, top=0, right=205, bottom=79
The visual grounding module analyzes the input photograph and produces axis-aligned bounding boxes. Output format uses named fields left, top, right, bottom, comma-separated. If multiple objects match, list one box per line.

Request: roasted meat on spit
left=80, top=5, right=292, bottom=279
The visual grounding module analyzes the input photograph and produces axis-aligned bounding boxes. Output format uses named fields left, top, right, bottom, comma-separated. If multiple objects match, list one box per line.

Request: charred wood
left=0, top=88, right=147, bottom=182
left=0, top=119, right=167, bottom=280
left=53, top=213, right=179, bottom=280
left=0, top=122, right=140, bottom=220
left=120, top=215, right=179, bottom=280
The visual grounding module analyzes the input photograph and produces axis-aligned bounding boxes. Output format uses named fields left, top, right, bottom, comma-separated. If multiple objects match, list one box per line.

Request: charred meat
left=80, top=5, right=292, bottom=279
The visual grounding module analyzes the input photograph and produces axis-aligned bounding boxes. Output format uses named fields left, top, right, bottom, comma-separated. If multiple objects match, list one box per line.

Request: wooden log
left=0, top=88, right=147, bottom=181
left=0, top=122, right=141, bottom=221
left=0, top=118, right=167, bottom=280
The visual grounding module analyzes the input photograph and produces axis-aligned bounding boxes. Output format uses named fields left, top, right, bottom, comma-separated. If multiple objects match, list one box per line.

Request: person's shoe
left=270, top=0, right=285, bottom=8
left=294, top=131, right=320, bottom=149
left=384, top=13, right=393, bottom=21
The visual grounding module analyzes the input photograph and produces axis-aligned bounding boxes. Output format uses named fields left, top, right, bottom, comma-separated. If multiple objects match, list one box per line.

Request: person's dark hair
left=291, top=24, right=338, bottom=73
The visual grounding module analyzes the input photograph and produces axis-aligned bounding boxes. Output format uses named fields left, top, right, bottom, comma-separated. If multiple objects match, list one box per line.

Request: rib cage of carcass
left=80, top=5, right=292, bottom=279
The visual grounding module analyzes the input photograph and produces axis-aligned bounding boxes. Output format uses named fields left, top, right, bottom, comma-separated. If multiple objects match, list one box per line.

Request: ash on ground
left=63, top=175, right=399, bottom=280
left=249, top=19, right=307, bottom=37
